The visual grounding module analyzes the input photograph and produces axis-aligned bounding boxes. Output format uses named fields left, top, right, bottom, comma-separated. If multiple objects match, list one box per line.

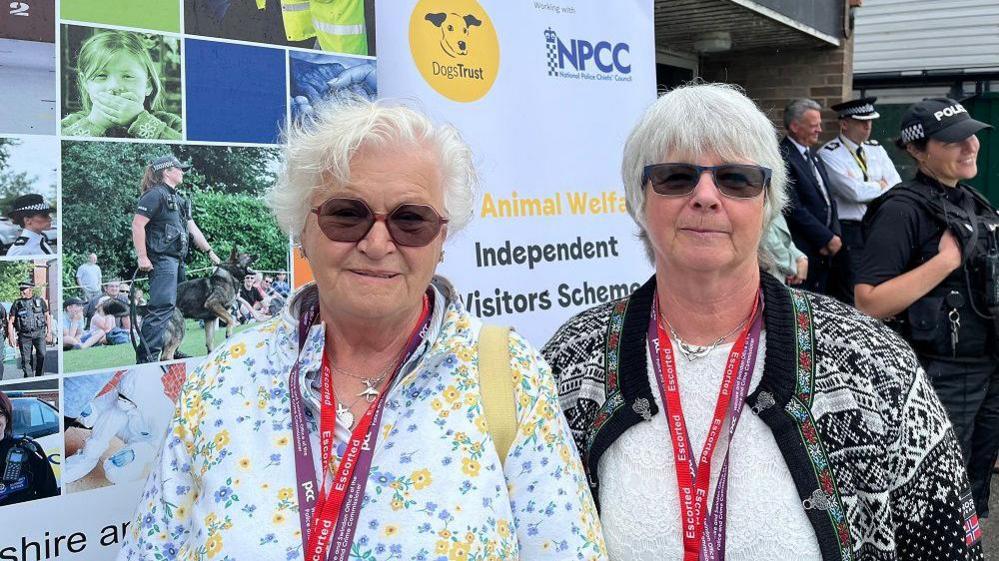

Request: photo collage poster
left=0, top=0, right=376, bottom=522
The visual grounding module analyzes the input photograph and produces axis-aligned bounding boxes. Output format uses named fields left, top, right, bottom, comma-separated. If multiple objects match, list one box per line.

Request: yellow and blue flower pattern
left=118, top=287, right=607, bottom=561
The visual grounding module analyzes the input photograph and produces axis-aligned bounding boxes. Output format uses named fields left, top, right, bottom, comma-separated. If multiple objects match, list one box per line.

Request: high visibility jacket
left=280, top=0, right=367, bottom=55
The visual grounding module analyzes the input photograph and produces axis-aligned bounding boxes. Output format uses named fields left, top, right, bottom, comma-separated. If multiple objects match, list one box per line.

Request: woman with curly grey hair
left=118, top=97, right=606, bottom=561
left=543, top=82, right=981, bottom=560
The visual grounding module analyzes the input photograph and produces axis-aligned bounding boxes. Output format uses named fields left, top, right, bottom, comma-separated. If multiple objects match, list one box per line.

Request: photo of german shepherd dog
left=154, top=248, right=257, bottom=360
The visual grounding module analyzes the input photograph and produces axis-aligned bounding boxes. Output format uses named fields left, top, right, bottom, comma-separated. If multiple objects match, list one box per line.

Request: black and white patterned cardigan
left=541, top=272, right=983, bottom=561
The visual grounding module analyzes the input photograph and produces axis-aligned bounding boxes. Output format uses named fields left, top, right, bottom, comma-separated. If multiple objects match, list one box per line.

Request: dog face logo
left=409, top=0, right=499, bottom=103
left=424, top=12, right=482, bottom=57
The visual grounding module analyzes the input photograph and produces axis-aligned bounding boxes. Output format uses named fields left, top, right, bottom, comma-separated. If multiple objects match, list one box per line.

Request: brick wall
left=699, top=35, right=854, bottom=142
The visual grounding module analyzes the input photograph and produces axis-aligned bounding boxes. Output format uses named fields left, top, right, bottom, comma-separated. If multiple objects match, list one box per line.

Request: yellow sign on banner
left=408, top=0, right=499, bottom=102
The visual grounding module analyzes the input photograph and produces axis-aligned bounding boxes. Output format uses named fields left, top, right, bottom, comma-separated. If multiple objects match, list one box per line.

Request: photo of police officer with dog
left=61, top=141, right=289, bottom=373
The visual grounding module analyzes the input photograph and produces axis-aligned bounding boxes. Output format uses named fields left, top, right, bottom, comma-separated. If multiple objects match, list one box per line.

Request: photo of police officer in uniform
left=132, top=155, right=221, bottom=364
left=0, top=385, right=59, bottom=506
left=5, top=194, right=55, bottom=258
left=0, top=136, right=58, bottom=258
left=9, top=280, right=51, bottom=378
left=62, top=141, right=288, bottom=372
left=184, top=0, right=376, bottom=56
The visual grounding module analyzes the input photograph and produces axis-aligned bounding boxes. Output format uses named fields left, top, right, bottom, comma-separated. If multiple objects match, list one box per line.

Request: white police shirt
left=818, top=135, right=902, bottom=221
left=6, top=229, right=52, bottom=257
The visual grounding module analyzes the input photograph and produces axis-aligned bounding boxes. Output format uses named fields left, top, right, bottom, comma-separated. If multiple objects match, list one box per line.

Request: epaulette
left=864, top=139, right=880, bottom=146
left=12, top=237, right=27, bottom=246
left=823, top=141, right=840, bottom=151
left=15, top=437, right=46, bottom=459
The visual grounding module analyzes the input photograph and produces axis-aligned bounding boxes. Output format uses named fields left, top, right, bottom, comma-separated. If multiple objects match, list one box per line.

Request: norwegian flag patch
left=960, top=489, right=982, bottom=547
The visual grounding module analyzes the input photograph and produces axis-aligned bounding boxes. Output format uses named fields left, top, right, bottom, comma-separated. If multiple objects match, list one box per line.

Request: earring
left=439, top=250, right=445, bottom=263
left=297, top=246, right=307, bottom=259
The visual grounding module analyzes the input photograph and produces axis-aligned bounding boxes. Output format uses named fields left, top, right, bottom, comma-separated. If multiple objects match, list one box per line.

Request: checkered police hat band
left=15, top=203, right=48, bottom=212
left=153, top=162, right=173, bottom=171
left=843, top=104, right=874, bottom=116
left=901, top=123, right=924, bottom=144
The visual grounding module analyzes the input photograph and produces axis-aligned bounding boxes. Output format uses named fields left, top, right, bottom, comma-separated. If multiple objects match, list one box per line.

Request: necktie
left=804, top=149, right=832, bottom=224
left=855, top=146, right=869, bottom=181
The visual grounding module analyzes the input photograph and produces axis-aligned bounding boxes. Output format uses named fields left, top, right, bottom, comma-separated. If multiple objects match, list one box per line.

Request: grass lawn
left=63, top=319, right=258, bottom=373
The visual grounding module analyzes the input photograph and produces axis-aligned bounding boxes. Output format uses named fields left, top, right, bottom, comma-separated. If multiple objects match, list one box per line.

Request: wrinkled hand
left=137, top=255, right=153, bottom=271
left=936, top=229, right=962, bottom=272
left=824, top=235, right=843, bottom=256
left=788, top=256, right=808, bottom=285
left=294, top=64, right=343, bottom=101
left=92, top=90, right=145, bottom=127
left=208, top=250, right=221, bottom=266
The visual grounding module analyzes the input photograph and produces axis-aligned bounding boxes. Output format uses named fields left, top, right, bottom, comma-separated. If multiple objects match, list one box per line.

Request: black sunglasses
left=310, top=197, right=448, bottom=247
left=642, top=163, right=771, bottom=199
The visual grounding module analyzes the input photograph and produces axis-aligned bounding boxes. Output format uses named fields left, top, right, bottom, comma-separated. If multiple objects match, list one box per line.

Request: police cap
left=899, top=98, right=993, bottom=145
left=831, top=97, right=879, bottom=120
left=149, top=155, right=191, bottom=172
left=63, top=297, right=84, bottom=309
left=7, top=194, right=53, bottom=221
left=18, top=280, right=34, bottom=290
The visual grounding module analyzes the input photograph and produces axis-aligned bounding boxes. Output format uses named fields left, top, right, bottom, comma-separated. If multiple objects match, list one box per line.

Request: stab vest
left=863, top=173, right=999, bottom=358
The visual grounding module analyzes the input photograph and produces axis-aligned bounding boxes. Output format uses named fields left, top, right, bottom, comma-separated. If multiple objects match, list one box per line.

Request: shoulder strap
left=478, top=325, right=517, bottom=466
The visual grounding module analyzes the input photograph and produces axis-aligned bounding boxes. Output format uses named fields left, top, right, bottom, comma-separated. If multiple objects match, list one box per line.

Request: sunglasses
left=642, top=163, right=771, bottom=199
left=310, top=197, right=448, bottom=247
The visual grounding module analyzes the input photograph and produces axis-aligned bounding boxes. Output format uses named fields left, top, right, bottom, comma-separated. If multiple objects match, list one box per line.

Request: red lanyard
left=301, top=296, right=430, bottom=561
left=653, top=294, right=761, bottom=561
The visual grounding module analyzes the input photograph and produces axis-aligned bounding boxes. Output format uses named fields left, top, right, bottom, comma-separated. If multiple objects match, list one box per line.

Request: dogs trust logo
left=409, top=0, right=499, bottom=103
left=546, top=27, right=632, bottom=83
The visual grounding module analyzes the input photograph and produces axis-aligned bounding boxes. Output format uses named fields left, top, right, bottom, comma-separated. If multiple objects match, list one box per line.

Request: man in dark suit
left=780, top=98, right=844, bottom=296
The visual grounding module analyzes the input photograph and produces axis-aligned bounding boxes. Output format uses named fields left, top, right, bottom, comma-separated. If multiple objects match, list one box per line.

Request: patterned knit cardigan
left=541, top=272, right=983, bottom=561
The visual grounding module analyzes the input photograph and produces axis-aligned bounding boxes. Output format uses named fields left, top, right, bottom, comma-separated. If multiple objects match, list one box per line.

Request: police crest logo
left=408, top=0, right=499, bottom=102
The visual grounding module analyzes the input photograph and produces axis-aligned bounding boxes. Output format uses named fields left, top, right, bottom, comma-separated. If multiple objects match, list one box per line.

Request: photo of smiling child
left=60, top=27, right=182, bottom=140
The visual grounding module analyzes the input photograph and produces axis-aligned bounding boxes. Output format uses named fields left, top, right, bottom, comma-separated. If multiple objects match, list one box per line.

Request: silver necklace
left=658, top=314, right=748, bottom=361
left=326, top=346, right=406, bottom=428
left=330, top=365, right=390, bottom=404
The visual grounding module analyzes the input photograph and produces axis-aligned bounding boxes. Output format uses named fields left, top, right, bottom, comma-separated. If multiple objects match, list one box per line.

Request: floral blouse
left=118, top=280, right=607, bottom=561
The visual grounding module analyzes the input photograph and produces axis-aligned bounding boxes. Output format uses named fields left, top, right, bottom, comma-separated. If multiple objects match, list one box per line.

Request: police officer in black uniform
left=0, top=298, right=10, bottom=380
left=131, top=155, right=220, bottom=363
left=856, top=98, right=999, bottom=517
left=8, top=280, right=50, bottom=378
left=0, top=390, right=57, bottom=505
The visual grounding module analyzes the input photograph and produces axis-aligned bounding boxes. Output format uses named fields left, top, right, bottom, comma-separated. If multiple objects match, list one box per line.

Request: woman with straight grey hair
left=543, top=82, right=982, bottom=560
left=119, top=97, right=607, bottom=561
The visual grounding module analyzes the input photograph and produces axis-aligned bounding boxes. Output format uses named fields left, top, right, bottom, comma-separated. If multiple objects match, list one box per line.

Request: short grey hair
left=268, top=96, right=477, bottom=242
left=621, top=82, right=788, bottom=260
left=783, top=98, right=822, bottom=130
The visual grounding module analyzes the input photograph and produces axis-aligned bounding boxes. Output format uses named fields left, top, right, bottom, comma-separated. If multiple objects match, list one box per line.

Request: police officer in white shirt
left=818, top=97, right=901, bottom=304
left=5, top=194, right=54, bottom=258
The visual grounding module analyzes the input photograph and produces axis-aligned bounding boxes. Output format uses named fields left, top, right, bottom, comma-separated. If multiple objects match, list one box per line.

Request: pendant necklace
left=658, top=313, right=749, bottom=361
left=327, top=336, right=413, bottom=427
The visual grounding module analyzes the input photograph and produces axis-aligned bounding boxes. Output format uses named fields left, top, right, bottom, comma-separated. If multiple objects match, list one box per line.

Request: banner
left=376, top=0, right=655, bottom=344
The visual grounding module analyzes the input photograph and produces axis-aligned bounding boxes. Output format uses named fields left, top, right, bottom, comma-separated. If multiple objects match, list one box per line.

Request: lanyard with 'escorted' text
left=648, top=291, right=763, bottom=561
left=289, top=295, right=430, bottom=561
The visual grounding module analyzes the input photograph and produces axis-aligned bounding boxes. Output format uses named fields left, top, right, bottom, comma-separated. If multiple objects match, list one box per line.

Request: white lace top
left=597, top=333, right=823, bottom=560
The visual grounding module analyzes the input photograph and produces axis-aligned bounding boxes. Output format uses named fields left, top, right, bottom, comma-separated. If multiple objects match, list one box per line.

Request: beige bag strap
left=478, top=325, right=517, bottom=465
